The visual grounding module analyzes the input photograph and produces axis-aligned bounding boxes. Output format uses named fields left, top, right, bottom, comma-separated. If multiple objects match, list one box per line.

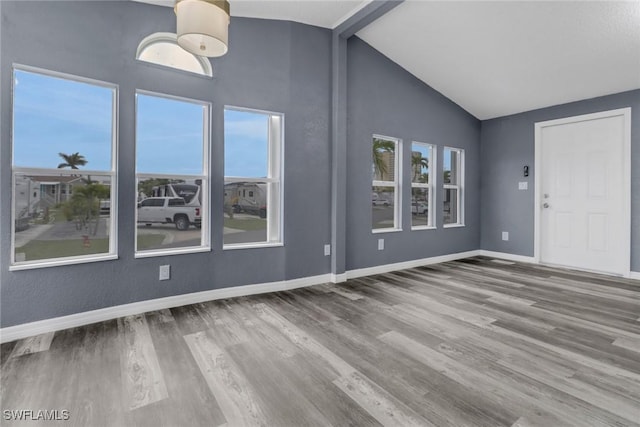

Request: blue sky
left=13, top=70, right=113, bottom=170
left=13, top=70, right=269, bottom=178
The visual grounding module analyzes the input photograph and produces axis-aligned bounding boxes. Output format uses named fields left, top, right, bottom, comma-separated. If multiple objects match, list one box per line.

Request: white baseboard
left=0, top=273, right=333, bottom=344
left=477, top=250, right=537, bottom=264
left=331, top=273, right=348, bottom=283
left=10, top=247, right=620, bottom=343
left=345, top=250, right=481, bottom=280
left=629, top=271, right=640, bottom=280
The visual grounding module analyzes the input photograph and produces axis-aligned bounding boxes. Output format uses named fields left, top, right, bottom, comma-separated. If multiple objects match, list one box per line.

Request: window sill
left=9, top=254, right=118, bottom=271
left=223, top=242, right=284, bottom=250
left=411, top=226, right=436, bottom=231
left=135, top=246, right=211, bottom=258
left=372, top=228, right=402, bottom=234
left=443, top=223, right=466, bottom=229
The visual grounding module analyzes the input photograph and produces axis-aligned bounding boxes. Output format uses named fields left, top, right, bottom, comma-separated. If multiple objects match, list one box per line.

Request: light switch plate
left=378, top=239, right=384, bottom=251
left=502, top=231, right=509, bottom=241
left=324, top=244, right=331, bottom=256
left=518, top=182, right=528, bottom=190
left=159, top=265, right=170, bottom=281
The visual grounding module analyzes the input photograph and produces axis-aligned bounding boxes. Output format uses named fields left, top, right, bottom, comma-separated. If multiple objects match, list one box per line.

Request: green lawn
left=16, top=234, right=165, bottom=261
left=136, top=234, right=166, bottom=250
left=224, top=217, right=267, bottom=231
left=18, top=238, right=110, bottom=261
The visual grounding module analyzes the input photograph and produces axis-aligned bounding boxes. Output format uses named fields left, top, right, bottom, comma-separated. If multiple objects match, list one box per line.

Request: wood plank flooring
left=2, top=256, right=639, bottom=426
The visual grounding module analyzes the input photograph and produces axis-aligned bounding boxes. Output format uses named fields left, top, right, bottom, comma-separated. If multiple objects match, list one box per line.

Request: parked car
left=137, top=197, right=201, bottom=230
left=372, top=198, right=390, bottom=207
left=411, top=202, right=428, bottom=214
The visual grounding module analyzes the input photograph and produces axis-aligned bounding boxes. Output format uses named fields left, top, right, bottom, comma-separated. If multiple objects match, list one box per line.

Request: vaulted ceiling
left=135, top=0, right=640, bottom=119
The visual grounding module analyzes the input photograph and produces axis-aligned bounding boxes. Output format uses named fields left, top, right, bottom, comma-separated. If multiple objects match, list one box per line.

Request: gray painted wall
left=4, top=1, right=634, bottom=330
left=480, top=90, right=640, bottom=272
left=0, top=1, right=333, bottom=327
left=346, top=37, right=481, bottom=270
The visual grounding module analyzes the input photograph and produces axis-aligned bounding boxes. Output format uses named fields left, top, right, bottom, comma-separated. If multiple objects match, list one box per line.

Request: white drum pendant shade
left=176, top=0, right=230, bottom=57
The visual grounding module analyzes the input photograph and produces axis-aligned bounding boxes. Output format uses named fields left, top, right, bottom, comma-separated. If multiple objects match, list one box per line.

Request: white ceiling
left=135, top=0, right=640, bottom=120
left=357, top=1, right=640, bottom=119
left=134, top=0, right=371, bottom=29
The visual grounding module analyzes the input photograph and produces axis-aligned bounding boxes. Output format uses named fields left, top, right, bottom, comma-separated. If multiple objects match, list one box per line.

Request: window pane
left=411, top=144, right=430, bottom=184
left=224, top=109, right=269, bottom=178
left=411, top=187, right=429, bottom=227
left=13, top=173, right=113, bottom=263
left=443, top=188, right=459, bottom=225
left=136, top=177, right=204, bottom=251
left=372, top=138, right=396, bottom=181
left=372, top=186, right=395, bottom=230
left=223, top=181, right=268, bottom=245
left=443, top=148, right=459, bottom=185
left=136, top=94, right=205, bottom=175
left=13, top=70, right=114, bottom=170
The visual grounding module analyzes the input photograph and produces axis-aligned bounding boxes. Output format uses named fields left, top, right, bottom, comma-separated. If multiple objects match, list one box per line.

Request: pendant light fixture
left=175, top=0, right=230, bottom=57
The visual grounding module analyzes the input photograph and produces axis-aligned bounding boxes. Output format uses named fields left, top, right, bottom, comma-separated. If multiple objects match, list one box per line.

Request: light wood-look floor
left=2, top=257, right=640, bottom=426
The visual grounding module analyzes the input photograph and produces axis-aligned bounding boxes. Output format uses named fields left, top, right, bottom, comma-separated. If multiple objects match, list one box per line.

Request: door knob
left=543, top=203, right=550, bottom=208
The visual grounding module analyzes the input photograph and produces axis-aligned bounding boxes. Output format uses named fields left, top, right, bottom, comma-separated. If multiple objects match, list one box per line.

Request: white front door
left=537, top=109, right=630, bottom=276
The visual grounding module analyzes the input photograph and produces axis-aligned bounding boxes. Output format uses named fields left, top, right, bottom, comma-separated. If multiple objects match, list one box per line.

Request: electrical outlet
left=502, top=231, right=509, bottom=241
left=324, top=244, right=331, bottom=256
left=378, top=238, right=384, bottom=251
left=518, top=182, right=528, bottom=190
left=159, top=265, right=171, bottom=281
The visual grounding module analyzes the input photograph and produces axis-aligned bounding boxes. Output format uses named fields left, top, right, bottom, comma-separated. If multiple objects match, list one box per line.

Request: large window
left=372, top=136, right=401, bottom=232
left=411, top=142, right=435, bottom=229
left=223, top=107, right=283, bottom=247
left=443, top=147, right=464, bottom=226
left=135, top=92, right=210, bottom=255
left=11, top=67, right=117, bottom=269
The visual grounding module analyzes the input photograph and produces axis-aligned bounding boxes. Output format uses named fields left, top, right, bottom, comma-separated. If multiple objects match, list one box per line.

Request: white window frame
left=9, top=65, right=119, bottom=271
left=372, top=134, right=402, bottom=233
left=134, top=90, right=211, bottom=257
left=223, top=106, right=284, bottom=249
left=443, top=146, right=465, bottom=228
left=411, top=142, right=436, bottom=230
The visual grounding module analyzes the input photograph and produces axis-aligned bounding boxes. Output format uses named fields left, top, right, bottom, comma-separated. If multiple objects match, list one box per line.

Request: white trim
left=10, top=66, right=118, bottom=268
left=5, top=249, right=635, bottom=342
left=443, top=146, right=464, bottom=226
left=0, top=273, right=333, bottom=344
left=345, top=250, right=480, bottom=280
left=534, top=107, right=632, bottom=276
left=477, top=250, right=537, bottom=264
left=410, top=142, right=435, bottom=229
left=372, top=228, right=402, bottom=234
left=331, top=273, right=348, bottom=283
left=223, top=242, right=284, bottom=251
left=134, top=91, right=211, bottom=254
left=411, top=226, right=437, bottom=231
left=223, top=107, right=284, bottom=245
left=443, top=223, right=466, bottom=229
left=9, top=254, right=119, bottom=272
left=134, top=246, right=211, bottom=259
left=372, top=134, right=401, bottom=231
left=13, top=63, right=118, bottom=91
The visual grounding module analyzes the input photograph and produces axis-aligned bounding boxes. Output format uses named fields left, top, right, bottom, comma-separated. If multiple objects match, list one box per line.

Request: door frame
left=534, top=107, right=632, bottom=277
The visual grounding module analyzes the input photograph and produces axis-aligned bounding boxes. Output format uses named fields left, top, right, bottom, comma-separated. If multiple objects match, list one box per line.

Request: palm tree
left=411, top=153, right=429, bottom=182
left=65, top=181, right=110, bottom=236
left=57, top=152, right=88, bottom=169
left=372, top=138, right=395, bottom=180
